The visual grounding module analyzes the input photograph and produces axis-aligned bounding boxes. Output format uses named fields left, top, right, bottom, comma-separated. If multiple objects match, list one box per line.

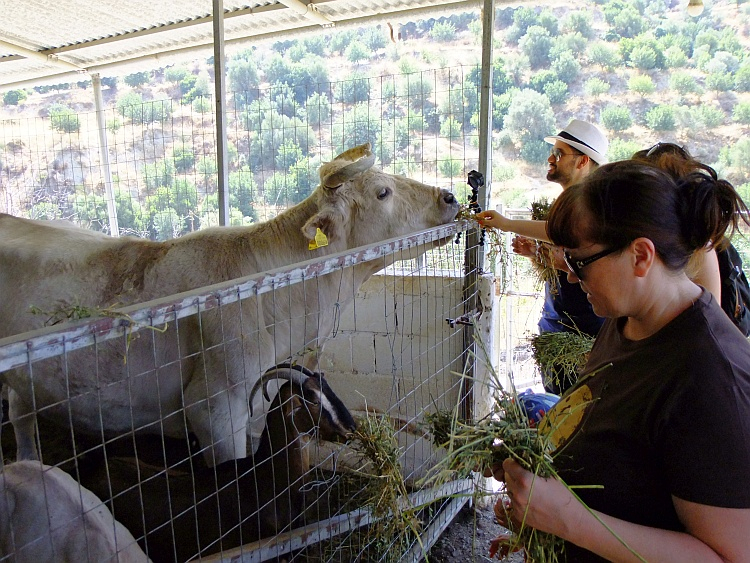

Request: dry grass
left=529, top=331, right=595, bottom=387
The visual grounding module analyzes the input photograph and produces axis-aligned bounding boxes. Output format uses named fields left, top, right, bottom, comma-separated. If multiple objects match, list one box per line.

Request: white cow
left=0, top=461, right=151, bottom=562
left=0, top=143, right=459, bottom=466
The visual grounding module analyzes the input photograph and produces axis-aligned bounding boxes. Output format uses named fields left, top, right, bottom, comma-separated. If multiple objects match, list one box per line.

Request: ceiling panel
left=1, top=0, right=481, bottom=88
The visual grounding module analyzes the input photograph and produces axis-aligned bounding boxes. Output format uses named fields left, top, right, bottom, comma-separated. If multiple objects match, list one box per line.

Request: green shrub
left=629, top=46, right=657, bottom=71
left=729, top=137, right=750, bottom=176
left=563, top=11, right=594, bottom=38
left=276, top=140, right=303, bottom=170
left=706, top=51, right=740, bottom=74
left=398, top=74, right=434, bottom=109
left=48, top=104, right=80, bottom=133
left=334, top=73, right=372, bottom=104
left=330, top=28, right=357, bottom=54
left=519, top=25, right=552, bottom=69
left=192, top=97, right=212, bottom=114
left=601, top=106, right=633, bottom=131
left=165, top=65, right=190, bottom=84
left=438, top=158, right=463, bottom=178
left=735, top=66, right=750, bottom=92
left=503, top=88, right=555, bottom=146
left=3, top=89, right=27, bottom=106
left=529, top=70, right=557, bottom=93
left=669, top=71, right=701, bottom=95
left=106, top=117, right=122, bottom=133
left=538, top=10, right=559, bottom=36
left=440, top=117, right=462, bottom=140
left=143, top=159, right=175, bottom=190
left=520, top=139, right=550, bottom=165
left=543, top=81, right=568, bottom=105
left=664, top=46, right=688, bottom=68
left=628, top=74, right=656, bottom=96
left=228, top=166, right=258, bottom=218
left=345, top=41, right=369, bottom=64
left=696, top=105, right=725, bottom=127
left=551, top=32, right=587, bottom=58
left=587, top=42, right=621, bottom=71
left=171, top=142, right=195, bottom=173
left=430, top=21, right=456, bottom=41
left=645, top=105, right=677, bottom=131
left=124, top=72, right=150, bottom=87
left=551, top=51, right=581, bottom=83
left=584, top=77, right=610, bottom=97
left=611, top=6, right=645, bottom=38
left=733, top=103, right=750, bottom=126
left=493, top=164, right=518, bottom=182
left=306, top=92, right=331, bottom=127
left=361, top=27, right=387, bottom=51
left=705, top=72, right=734, bottom=93
left=607, top=138, right=641, bottom=162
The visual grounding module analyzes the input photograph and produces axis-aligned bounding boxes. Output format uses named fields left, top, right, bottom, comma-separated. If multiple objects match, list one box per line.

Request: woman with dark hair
left=490, top=161, right=750, bottom=562
left=632, top=142, right=750, bottom=334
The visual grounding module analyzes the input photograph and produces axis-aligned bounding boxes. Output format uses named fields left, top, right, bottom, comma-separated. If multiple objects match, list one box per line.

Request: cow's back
left=0, top=214, right=164, bottom=338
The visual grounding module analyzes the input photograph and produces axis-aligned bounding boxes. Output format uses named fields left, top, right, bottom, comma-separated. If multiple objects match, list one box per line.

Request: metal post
left=92, top=73, right=119, bottom=237
left=460, top=0, right=495, bottom=422
left=213, top=0, right=230, bottom=226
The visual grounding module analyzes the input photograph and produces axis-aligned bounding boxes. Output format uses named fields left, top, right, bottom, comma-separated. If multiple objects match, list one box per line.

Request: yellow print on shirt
left=539, top=384, right=594, bottom=450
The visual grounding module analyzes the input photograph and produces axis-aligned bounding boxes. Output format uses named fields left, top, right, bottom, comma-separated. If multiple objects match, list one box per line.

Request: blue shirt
left=538, top=276, right=604, bottom=337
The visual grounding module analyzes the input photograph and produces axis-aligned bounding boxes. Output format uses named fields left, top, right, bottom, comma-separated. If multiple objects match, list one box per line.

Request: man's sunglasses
left=550, top=147, right=583, bottom=162
left=563, top=247, right=618, bottom=280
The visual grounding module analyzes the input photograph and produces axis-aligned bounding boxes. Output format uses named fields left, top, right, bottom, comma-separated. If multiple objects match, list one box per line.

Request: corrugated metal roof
left=1, top=0, right=482, bottom=88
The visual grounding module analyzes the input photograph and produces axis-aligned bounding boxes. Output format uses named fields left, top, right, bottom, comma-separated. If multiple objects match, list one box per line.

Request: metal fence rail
left=0, top=221, right=477, bottom=562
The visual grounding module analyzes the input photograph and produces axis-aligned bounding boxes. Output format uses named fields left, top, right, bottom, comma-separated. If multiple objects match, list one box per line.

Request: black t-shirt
left=543, top=290, right=750, bottom=562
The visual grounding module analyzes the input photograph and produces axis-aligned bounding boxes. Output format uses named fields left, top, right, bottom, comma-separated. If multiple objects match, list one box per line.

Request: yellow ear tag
left=308, top=228, right=329, bottom=250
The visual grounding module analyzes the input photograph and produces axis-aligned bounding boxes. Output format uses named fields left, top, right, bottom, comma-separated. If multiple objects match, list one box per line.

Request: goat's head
left=251, top=363, right=356, bottom=443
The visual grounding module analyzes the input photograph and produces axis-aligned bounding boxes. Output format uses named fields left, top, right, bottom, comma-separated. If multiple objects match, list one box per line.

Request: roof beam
left=0, top=38, right=84, bottom=71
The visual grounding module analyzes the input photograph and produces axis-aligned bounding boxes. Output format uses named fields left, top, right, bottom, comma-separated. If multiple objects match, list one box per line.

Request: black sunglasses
left=563, top=247, right=619, bottom=280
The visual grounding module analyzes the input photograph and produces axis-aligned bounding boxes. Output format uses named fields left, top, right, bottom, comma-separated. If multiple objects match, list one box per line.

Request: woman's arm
left=502, top=459, right=750, bottom=563
left=475, top=210, right=551, bottom=242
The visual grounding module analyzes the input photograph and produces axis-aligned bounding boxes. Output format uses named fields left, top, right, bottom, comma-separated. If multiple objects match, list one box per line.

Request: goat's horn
left=322, top=143, right=375, bottom=188
left=249, top=364, right=311, bottom=414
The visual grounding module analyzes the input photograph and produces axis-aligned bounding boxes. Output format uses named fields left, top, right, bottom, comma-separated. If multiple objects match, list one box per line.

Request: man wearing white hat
left=477, top=119, right=609, bottom=394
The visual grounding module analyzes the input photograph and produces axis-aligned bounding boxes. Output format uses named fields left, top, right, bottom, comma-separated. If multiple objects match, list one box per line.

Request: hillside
left=2, top=0, right=750, bottom=239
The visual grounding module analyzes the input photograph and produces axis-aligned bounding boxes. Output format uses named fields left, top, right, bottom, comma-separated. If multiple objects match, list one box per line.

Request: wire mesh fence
left=0, top=221, right=482, bottom=562
left=0, top=67, right=480, bottom=242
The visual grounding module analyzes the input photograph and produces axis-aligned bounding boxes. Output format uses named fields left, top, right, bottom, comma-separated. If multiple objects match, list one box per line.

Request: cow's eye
left=377, top=187, right=391, bottom=200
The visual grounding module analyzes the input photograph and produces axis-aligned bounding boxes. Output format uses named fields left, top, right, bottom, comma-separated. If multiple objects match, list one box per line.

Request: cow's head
left=302, top=143, right=459, bottom=249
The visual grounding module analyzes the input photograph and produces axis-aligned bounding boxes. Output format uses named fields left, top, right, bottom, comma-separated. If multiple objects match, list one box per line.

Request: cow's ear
left=302, top=210, right=345, bottom=243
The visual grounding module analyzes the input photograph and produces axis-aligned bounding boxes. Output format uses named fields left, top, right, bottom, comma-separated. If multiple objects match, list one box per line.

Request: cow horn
left=322, top=143, right=376, bottom=188
left=249, top=363, right=311, bottom=415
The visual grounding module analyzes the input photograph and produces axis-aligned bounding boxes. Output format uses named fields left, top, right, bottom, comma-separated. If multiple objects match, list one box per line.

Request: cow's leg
left=8, top=389, right=39, bottom=461
left=184, top=382, right=248, bottom=466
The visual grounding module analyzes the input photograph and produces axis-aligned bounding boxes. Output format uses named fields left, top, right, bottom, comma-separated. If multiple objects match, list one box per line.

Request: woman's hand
left=502, top=458, right=582, bottom=539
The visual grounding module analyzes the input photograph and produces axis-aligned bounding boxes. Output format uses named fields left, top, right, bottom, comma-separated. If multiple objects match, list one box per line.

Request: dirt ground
left=426, top=499, right=523, bottom=563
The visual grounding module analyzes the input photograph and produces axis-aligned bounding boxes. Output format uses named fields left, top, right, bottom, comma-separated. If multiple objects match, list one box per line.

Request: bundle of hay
left=529, top=330, right=595, bottom=387
left=529, top=198, right=559, bottom=291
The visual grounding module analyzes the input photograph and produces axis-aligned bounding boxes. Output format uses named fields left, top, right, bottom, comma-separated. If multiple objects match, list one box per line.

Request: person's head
left=631, top=141, right=745, bottom=251
left=546, top=161, right=746, bottom=314
left=544, top=119, right=609, bottom=189
left=632, top=142, right=718, bottom=182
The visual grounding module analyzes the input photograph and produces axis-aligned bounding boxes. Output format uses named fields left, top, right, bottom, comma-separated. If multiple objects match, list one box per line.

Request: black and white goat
left=80, top=364, right=356, bottom=563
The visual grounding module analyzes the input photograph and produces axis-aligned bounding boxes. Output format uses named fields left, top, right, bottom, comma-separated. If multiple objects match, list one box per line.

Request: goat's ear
left=302, top=209, right=346, bottom=243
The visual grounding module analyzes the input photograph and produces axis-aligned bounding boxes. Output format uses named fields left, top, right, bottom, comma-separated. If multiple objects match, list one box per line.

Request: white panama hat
left=544, top=119, right=609, bottom=165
